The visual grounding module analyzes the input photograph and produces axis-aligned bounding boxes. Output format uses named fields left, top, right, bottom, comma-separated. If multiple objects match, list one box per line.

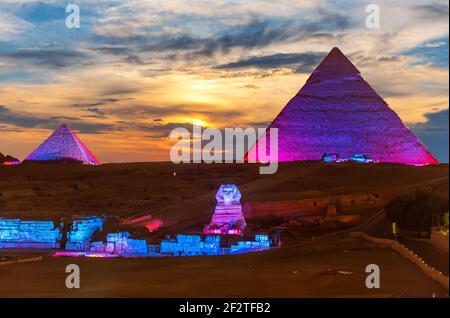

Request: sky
left=0, top=0, right=448, bottom=163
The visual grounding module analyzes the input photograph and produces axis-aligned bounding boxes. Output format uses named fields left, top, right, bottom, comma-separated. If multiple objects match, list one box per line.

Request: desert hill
left=0, top=162, right=447, bottom=231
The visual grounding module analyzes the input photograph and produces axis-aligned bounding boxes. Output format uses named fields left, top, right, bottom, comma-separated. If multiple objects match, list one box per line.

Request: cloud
left=93, top=7, right=352, bottom=62
left=0, top=12, right=31, bottom=41
left=197, top=11, right=352, bottom=56
left=411, top=108, right=449, bottom=163
left=0, top=104, right=52, bottom=128
left=71, top=98, right=127, bottom=109
left=215, top=52, right=325, bottom=73
left=1, top=49, right=87, bottom=69
left=402, top=37, right=449, bottom=68
left=0, top=105, right=113, bottom=133
left=139, top=122, right=194, bottom=139
left=412, top=3, right=449, bottom=21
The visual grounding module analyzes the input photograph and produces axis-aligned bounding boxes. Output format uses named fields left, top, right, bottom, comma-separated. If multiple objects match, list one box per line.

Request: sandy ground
left=0, top=162, right=448, bottom=229
left=0, top=162, right=448, bottom=298
left=0, top=236, right=447, bottom=298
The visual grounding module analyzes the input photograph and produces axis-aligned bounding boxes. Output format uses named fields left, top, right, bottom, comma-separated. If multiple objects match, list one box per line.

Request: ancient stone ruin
left=0, top=218, right=61, bottom=249
left=24, top=124, right=99, bottom=164
left=246, top=47, right=438, bottom=165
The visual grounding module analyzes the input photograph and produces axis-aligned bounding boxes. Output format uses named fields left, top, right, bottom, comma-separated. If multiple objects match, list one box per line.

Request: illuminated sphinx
left=204, top=184, right=247, bottom=235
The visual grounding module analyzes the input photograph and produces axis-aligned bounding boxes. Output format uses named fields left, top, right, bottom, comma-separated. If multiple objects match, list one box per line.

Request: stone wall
left=244, top=193, right=393, bottom=218
left=160, top=234, right=271, bottom=256
left=89, top=232, right=148, bottom=255
left=0, top=218, right=61, bottom=249
left=66, top=216, right=103, bottom=250
left=230, top=234, right=271, bottom=254
left=351, top=231, right=449, bottom=291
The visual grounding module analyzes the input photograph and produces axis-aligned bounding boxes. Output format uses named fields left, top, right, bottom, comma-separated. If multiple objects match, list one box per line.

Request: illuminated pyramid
left=25, top=124, right=100, bottom=164
left=246, top=47, right=438, bottom=165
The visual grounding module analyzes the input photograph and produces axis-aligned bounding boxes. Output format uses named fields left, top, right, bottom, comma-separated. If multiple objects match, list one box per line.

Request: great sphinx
left=204, top=184, right=247, bottom=235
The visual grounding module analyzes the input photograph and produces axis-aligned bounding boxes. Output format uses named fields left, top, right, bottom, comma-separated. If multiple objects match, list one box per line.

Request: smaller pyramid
left=25, top=124, right=100, bottom=165
left=0, top=153, right=20, bottom=165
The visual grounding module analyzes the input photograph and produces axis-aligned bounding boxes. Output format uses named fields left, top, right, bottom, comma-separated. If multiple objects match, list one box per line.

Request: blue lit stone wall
left=160, top=234, right=271, bottom=256
left=106, top=232, right=148, bottom=254
left=0, top=218, right=61, bottom=249
left=89, top=232, right=148, bottom=254
left=230, top=234, right=271, bottom=254
left=66, top=216, right=103, bottom=250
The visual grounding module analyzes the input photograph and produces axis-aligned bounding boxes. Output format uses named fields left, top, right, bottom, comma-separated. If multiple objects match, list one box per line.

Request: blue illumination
left=350, top=153, right=373, bottom=163
left=66, top=216, right=103, bottom=251
left=0, top=218, right=61, bottom=249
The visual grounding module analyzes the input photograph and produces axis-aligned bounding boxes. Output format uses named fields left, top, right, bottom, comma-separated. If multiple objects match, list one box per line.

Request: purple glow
left=24, top=124, right=99, bottom=164
left=204, top=184, right=247, bottom=235
left=246, top=47, right=439, bottom=166
left=203, top=228, right=243, bottom=235
left=1, top=161, right=21, bottom=165
left=53, top=251, right=118, bottom=258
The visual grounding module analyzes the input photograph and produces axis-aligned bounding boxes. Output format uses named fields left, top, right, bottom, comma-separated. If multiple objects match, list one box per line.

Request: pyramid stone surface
left=25, top=124, right=100, bottom=164
left=247, top=47, right=438, bottom=165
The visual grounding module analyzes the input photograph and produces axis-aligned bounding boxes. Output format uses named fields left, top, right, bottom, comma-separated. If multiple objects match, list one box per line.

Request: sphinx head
left=216, top=184, right=241, bottom=205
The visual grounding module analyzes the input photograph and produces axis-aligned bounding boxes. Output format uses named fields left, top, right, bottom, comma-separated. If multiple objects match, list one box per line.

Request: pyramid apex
left=330, top=46, right=342, bottom=52
left=311, top=47, right=360, bottom=80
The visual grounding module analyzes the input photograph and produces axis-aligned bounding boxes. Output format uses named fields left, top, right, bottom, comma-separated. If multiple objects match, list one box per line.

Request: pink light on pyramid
left=246, top=47, right=439, bottom=165
left=25, top=124, right=100, bottom=165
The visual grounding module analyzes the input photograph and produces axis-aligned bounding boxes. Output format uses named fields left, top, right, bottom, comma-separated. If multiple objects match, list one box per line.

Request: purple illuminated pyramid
left=246, top=47, right=438, bottom=165
left=25, top=124, right=100, bottom=164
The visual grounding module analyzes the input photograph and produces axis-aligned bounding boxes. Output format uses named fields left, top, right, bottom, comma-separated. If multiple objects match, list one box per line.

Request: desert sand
left=0, top=161, right=448, bottom=297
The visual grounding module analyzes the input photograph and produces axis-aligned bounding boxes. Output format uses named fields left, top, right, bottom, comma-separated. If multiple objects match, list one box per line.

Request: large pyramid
left=247, top=47, right=438, bottom=165
left=25, top=124, right=100, bottom=164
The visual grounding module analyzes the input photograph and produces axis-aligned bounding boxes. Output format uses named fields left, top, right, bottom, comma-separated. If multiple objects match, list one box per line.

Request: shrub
left=385, top=189, right=448, bottom=232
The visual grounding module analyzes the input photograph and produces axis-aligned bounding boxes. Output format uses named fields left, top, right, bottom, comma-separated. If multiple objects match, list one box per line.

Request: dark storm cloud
left=216, top=52, right=325, bottom=72
left=247, top=121, right=271, bottom=128
left=71, top=98, right=125, bottom=109
left=0, top=105, right=52, bottom=128
left=138, top=35, right=205, bottom=52
left=0, top=105, right=113, bottom=134
left=411, top=108, right=449, bottom=163
left=412, top=3, right=449, bottom=20
left=71, top=98, right=132, bottom=119
left=198, top=11, right=352, bottom=56
left=66, top=122, right=116, bottom=134
left=99, top=86, right=143, bottom=96
left=139, top=122, right=194, bottom=138
left=108, top=105, right=187, bottom=117
left=106, top=104, right=245, bottom=121
left=50, top=116, right=80, bottom=121
left=0, top=125, right=23, bottom=132
left=0, top=50, right=87, bottom=69
left=95, top=9, right=353, bottom=62
left=88, top=46, right=144, bottom=65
